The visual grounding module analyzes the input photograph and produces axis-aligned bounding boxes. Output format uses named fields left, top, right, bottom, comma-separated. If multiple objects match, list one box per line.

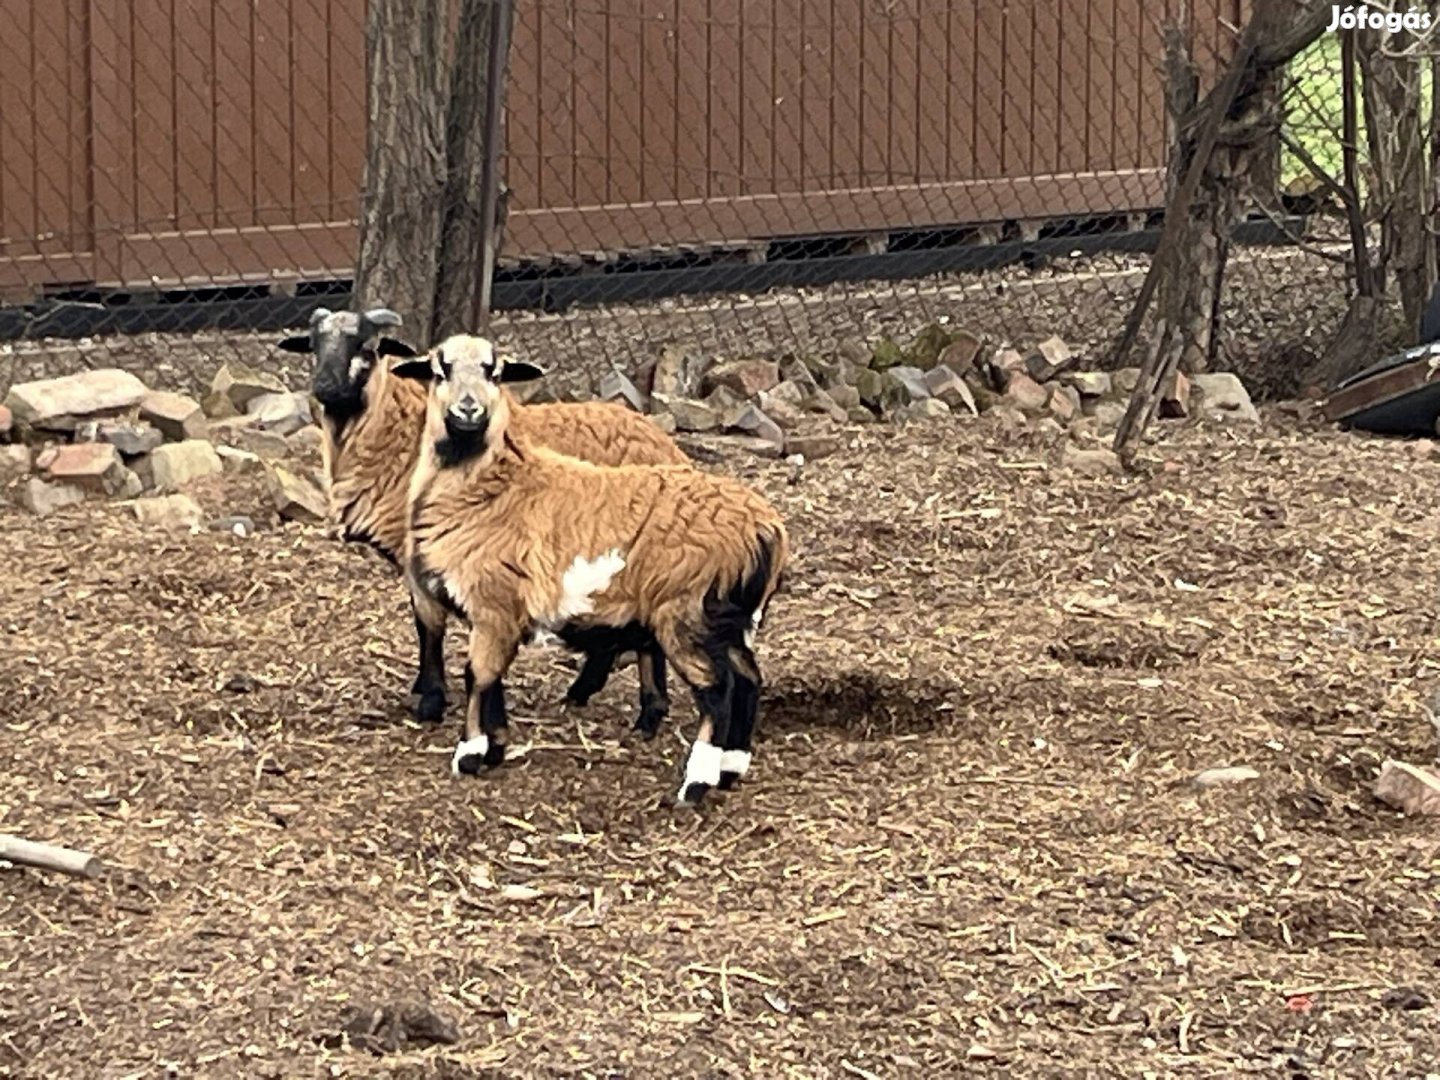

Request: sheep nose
left=452, top=396, right=484, bottom=423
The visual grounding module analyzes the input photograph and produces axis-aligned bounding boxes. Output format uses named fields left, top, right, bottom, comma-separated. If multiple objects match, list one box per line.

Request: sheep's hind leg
left=564, top=648, right=616, bottom=707
left=718, top=645, right=760, bottom=791
left=633, top=649, right=670, bottom=741
left=660, top=639, right=732, bottom=808
left=452, top=627, right=521, bottom=777
left=409, top=597, right=448, bottom=725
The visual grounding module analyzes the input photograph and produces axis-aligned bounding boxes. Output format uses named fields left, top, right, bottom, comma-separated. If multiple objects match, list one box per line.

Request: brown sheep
left=398, top=334, right=788, bottom=806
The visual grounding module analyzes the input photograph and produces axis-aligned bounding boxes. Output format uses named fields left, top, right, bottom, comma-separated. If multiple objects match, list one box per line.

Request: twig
left=0, top=834, right=103, bottom=879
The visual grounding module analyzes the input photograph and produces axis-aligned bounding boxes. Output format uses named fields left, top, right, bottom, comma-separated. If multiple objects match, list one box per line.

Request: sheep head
left=277, top=306, right=417, bottom=412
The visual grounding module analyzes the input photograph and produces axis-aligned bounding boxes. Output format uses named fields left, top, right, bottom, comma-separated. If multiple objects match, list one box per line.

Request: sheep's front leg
left=451, top=623, right=522, bottom=777
left=409, top=596, right=448, bottom=725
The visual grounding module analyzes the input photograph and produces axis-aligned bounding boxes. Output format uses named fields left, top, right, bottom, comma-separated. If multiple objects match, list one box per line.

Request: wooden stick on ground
left=0, top=834, right=103, bottom=879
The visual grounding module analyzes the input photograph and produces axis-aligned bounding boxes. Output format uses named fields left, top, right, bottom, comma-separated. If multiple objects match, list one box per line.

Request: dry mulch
left=2, top=412, right=1439, bottom=1078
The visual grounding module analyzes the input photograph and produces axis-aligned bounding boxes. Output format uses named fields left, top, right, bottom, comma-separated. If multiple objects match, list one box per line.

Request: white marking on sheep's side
left=719, top=749, right=752, bottom=779
left=451, top=735, right=490, bottom=775
left=547, top=549, right=626, bottom=626
left=676, top=740, right=724, bottom=801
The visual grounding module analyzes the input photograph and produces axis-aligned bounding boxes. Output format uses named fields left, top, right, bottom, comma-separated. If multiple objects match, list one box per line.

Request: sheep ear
left=498, top=360, right=545, bottom=384
left=389, top=358, right=435, bottom=383
left=376, top=337, right=418, bottom=358
left=277, top=335, right=313, bottom=354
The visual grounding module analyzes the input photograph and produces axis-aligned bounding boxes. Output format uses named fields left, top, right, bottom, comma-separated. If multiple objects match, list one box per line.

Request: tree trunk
left=353, top=0, right=450, bottom=348
left=1360, top=24, right=1430, bottom=338
left=431, top=0, right=516, bottom=342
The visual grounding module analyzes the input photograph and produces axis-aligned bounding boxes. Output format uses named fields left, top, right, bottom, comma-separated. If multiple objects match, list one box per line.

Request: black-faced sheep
left=276, top=307, right=690, bottom=737
left=397, top=334, right=788, bottom=806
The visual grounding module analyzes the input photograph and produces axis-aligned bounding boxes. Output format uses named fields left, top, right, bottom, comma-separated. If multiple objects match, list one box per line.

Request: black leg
left=410, top=600, right=447, bottom=724
left=454, top=663, right=506, bottom=774
left=718, top=663, right=759, bottom=791
left=679, top=666, right=735, bottom=808
left=634, top=649, right=670, bottom=740
left=565, top=648, right=616, bottom=706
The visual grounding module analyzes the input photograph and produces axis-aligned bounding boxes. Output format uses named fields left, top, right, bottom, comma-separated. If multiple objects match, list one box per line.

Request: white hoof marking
left=719, top=749, right=752, bottom=778
left=675, top=740, right=724, bottom=802
left=451, top=735, right=490, bottom=775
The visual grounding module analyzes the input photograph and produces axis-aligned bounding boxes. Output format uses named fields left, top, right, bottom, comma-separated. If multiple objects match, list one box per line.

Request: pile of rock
left=588, top=324, right=1260, bottom=460
left=1, top=363, right=327, bottom=525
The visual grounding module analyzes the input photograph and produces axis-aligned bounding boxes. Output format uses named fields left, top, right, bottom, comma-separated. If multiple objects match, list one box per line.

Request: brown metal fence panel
left=0, top=0, right=93, bottom=298
left=0, top=0, right=1243, bottom=295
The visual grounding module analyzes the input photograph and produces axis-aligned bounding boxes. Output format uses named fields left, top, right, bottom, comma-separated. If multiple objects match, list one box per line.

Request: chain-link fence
left=0, top=2, right=1383, bottom=402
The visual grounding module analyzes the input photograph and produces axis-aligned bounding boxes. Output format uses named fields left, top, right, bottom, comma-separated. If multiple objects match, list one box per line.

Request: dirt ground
left=3, top=411, right=1439, bottom=1078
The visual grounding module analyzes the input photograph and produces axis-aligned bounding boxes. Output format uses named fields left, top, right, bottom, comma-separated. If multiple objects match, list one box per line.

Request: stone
left=924, top=365, right=978, bottom=416
left=651, top=394, right=721, bottom=433
left=704, top=385, right=746, bottom=418
left=246, top=391, right=314, bottom=436
left=1193, top=373, right=1260, bottom=423
left=754, top=391, right=807, bottom=430
left=1025, top=335, right=1072, bottom=381
left=880, top=366, right=932, bottom=410
left=936, top=332, right=983, bottom=375
left=763, top=380, right=806, bottom=407
left=725, top=404, right=786, bottom=451
left=854, top=368, right=885, bottom=408
left=132, top=494, right=204, bottom=530
left=987, top=405, right=1028, bottom=432
left=826, top=383, right=862, bottom=410
left=216, top=445, right=265, bottom=475
left=140, top=390, right=209, bottom=442
left=1003, top=372, right=1050, bottom=413
left=21, top=478, right=88, bottom=516
left=96, top=421, right=163, bottom=457
left=40, top=442, right=129, bottom=495
left=1112, top=367, right=1143, bottom=395
left=870, top=339, right=905, bottom=371
left=1375, top=760, right=1440, bottom=816
left=117, top=468, right=143, bottom=498
left=597, top=369, right=646, bottom=412
left=905, top=323, right=955, bottom=370
left=899, top=398, right=953, bottom=421
left=287, top=425, right=325, bottom=457
left=1159, top=371, right=1191, bottom=419
left=1034, top=417, right=1066, bottom=439
left=785, top=431, right=842, bottom=460
left=835, top=338, right=871, bottom=369
left=207, top=414, right=262, bottom=443
left=0, top=403, right=11, bottom=442
left=847, top=406, right=878, bottom=424
left=0, top=444, right=31, bottom=482
left=211, top=514, right=257, bottom=538
left=651, top=345, right=709, bottom=398
left=234, top=428, right=292, bottom=460
left=729, top=434, right=787, bottom=459
left=703, top=358, right=780, bottom=399
left=201, top=389, right=240, bottom=421
left=1192, top=766, right=1261, bottom=788
left=211, top=362, right=285, bottom=412
left=1048, top=385, right=1081, bottom=423
left=650, top=412, right=677, bottom=435
left=1062, top=444, right=1124, bottom=477
left=993, top=347, right=1026, bottom=373
left=1063, top=371, right=1113, bottom=400
left=149, top=440, right=223, bottom=490
left=267, top=464, right=328, bottom=524
left=1091, top=400, right=1129, bottom=429
left=4, top=369, right=148, bottom=433
left=802, top=387, right=848, bottom=423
